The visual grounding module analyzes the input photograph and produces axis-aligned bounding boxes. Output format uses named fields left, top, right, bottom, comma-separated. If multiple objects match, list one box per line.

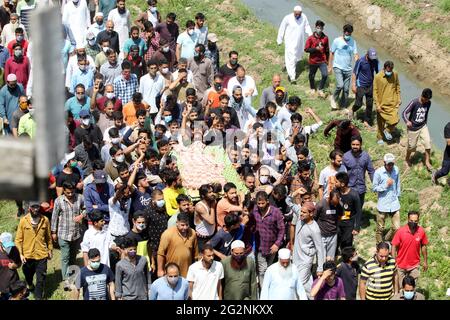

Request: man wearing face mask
left=93, top=83, right=123, bottom=112
left=135, top=0, right=161, bottom=31
left=277, top=6, right=312, bottom=84
left=7, top=27, right=28, bottom=57
left=107, top=0, right=131, bottom=52
left=391, top=276, right=425, bottom=300
left=227, top=66, right=258, bottom=108
left=17, top=96, right=35, bottom=138
left=123, top=26, right=147, bottom=58
left=113, top=60, right=138, bottom=104
left=62, top=0, right=91, bottom=48
left=125, top=45, right=145, bottom=79
left=0, top=232, right=22, bottom=300
left=150, top=262, right=189, bottom=300
left=260, top=248, right=307, bottom=300
left=115, top=237, right=149, bottom=300
left=96, top=20, right=120, bottom=54
left=219, top=50, right=240, bottom=88
left=0, top=73, right=24, bottom=134
left=374, top=60, right=401, bottom=144
left=88, top=12, right=105, bottom=41
left=105, top=145, right=130, bottom=180
left=85, top=32, right=101, bottom=60
left=66, top=47, right=95, bottom=90
left=304, top=20, right=329, bottom=98
left=126, top=211, right=149, bottom=244
left=176, top=20, right=198, bottom=61
left=1, top=13, right=28, bottom=46
left=76, top=248, right=116, bottom=300
left=15, top=201, right=53, bottom=300
left=151, top=38, right=176, bottom=71
left=220, top=240, right=257, bottom=300
left=187, top=43, right=213, bottom=103
left=4, top=42, right=30, bottom=91
left=100, top=50, right=122, bottom=85
left=392, top=211, right=428, bottom=287
left=66, top=84, right=90, bottom=120
left=155, top=12, right=179, bottom=53
left=203, top=33, right=219, bottom=74
left=70, top=58, right=94, bottom=94
left=328, top=24, right=359, bottom=110
left=10, top=94, right=28, bottom=137
left=203, top=74, right=228, bottom=109
left=97, top=102, right=115, bottom=136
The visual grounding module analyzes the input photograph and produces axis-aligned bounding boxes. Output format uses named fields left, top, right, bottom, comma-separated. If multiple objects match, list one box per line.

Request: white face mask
left=88, top=39, right=96, bottom=46
left=103, top=47, right=109, bottom=53
left=111, top=137, right=121, bottom=145
left=82, top=118, right=90, bottom=126
left=162, top=46, right=170, bottom=53
left=161, top=67, right=169, bottom=74
left=167, top=276, right=179, bottom=286
left=105, top=92, right=115, bottom=99
left=28, top=109, right=35, bottom=117
left=156, top=199, right=165, bottom=208
left=115, top=154, right=125, bottom=163
left=188, top=29, right=194, bottom=36
left=274, top=159, right=283, bottom=167
left=259, top=176, right=269, bottom=184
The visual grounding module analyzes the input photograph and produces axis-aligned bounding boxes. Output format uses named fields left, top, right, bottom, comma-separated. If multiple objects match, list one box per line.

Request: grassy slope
left=371, top=0, right=450, bottom=52
left=0, top=0, right=448, bottom=299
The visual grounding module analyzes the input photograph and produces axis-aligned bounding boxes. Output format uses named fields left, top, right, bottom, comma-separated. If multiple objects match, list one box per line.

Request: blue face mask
left=403, top=291, right=415, bottom=300
left=164, top=115, right=172, bottom=123
left=344, top=35, right=351, bottom=41
left=385, top=71, right=392, bottom=77
left=156, top=199, right=165, bottom=208
left=90, top=261, right=100, bottom=270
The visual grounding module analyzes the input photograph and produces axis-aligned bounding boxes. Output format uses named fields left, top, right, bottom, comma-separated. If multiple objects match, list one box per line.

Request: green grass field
left=1, top=0, right=448, bottom=300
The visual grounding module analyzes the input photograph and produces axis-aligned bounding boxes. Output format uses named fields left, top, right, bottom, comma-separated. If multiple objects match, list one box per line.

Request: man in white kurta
left=277, top=6, right=312, bottom=83
left=260, top=248, right=308, bottom=300
left=107, top=2, right=131, bottom=54
left=227, top=67, right=258, bottom=108
left=62, top=0, right=91, bottom=48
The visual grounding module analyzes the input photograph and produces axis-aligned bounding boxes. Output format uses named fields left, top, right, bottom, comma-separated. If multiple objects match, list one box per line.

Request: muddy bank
left=314, top=0, right=450, bottom=98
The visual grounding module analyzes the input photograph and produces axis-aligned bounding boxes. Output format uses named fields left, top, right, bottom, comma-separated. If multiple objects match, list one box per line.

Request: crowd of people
left=0, top=1, right=448, bottom=301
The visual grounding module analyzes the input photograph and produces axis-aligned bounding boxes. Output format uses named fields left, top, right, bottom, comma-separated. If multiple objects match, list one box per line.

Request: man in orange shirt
left=216, top=182, right=243, bottom=229
left=122, top=92, right=149, bottom=126
left=202, top=74, right=228, bottom=109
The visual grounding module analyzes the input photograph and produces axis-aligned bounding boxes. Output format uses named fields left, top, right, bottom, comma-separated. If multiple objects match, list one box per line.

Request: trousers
left=22, top=258, right=47, bottom=300
left=375, top=211, right=401, bottom=244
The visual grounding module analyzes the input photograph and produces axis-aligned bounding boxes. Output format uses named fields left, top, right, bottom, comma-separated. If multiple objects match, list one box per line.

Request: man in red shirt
left=392, top=210, right=428, bottom=286
left=4, top=43, right=30, bottom=91
left=304, top=20, right=329, bottom=98
left=7, top=27, right=29, bottom=57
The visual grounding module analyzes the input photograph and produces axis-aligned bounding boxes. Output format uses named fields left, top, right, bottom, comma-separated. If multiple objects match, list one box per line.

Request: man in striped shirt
left=51, top=181, right=85, bottom=283
left=359, top=242, right=398, bottom=300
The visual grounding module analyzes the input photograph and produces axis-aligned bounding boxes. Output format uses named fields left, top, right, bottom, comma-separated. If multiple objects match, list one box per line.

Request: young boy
left=336, top=246, right=360, bottom=300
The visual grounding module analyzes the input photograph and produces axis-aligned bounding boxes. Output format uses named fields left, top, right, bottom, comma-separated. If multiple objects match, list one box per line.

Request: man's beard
left=230, top=256, right=247, bottom=270
left=277, top=263, right=293, bottom=281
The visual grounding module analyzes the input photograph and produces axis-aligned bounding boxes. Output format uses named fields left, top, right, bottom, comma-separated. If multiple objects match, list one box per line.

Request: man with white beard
left=277, top=6, right=312, bottom=84
left=259, top=248, right=307, bottom=300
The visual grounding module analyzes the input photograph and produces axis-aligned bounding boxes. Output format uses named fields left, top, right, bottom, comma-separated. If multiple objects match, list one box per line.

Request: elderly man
left=260, top=74, right=288, bottom=108
left=96, top=20, right=120, bottom=54
left=88, top=12, right=106, bottom=41
left=1, top=13, right=28, bottom=46
left=374, top=60, right=401, bottom=145
left=0, top=73, right=24, bottom=135
left=373, top=153, right=401, bottom=244
left=260, top=248, right=307, bottom=300
left=227, top=66, right=258, bottom=107
left=221, top=240, right=258, bottom=300
left=277, top=6, right=312, bottom=84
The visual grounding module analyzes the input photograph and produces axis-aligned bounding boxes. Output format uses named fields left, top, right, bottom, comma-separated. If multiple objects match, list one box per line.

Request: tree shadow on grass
left=361, top=209, right=375, bottom=229
left=296, top=59, right=309, bottom=78
left=43, top=268, right=62, bottom=300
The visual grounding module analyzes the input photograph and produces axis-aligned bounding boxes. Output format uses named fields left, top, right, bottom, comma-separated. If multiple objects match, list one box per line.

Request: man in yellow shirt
left=15, top=202, right=53, bottom=300
left=162, top=169, right=185, bottom=216
left=373, top=60, right=401, bottom=145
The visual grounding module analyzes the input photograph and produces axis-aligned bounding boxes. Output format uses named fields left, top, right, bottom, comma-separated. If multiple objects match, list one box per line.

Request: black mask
left=214, top=83, right=222, bottom=91
left=118, top=7, right=126, bottom=14
left=408, top=221, right=418, bottom=233
left=232, top=254, right=246, bottom=263
left=234, top=96, right=243, bottom=103
left=208, top=43, right=216, bottom=50
left=194, top=54, right=202, bottom=62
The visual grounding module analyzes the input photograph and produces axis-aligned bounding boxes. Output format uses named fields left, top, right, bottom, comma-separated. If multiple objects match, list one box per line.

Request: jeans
left=256, top=252, right=276, bottom=288
left=309, top=63, right=328, bottom=90
left=22, top=258, right=47, bottom=300
left=58, top=238, right=80, bottom=280
left=375, top=211, right=401, bottom=244
left=352, top=85, right=374, bottom=125
left=333, top=67, right=352, bottom=107
left=435, top=159, right=450, bottom=180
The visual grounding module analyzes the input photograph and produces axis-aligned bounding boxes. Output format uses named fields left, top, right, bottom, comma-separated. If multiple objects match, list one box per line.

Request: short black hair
left=88, top=248, right=101, bottom=259
left=341, top=246, right=356, bottom=263
left=176, top=194, right=190, bottom=204
left=90, top=210, right=104, bottom=222
left=384, top=60, right=394, bottom=69
left=223, top=182, right=237, bottom=193
left=351, top=135, right=362, bottom=143
left=62, top=181, right=75, bottom=190
left=167, top=12, right=177, bottom=20
left=133, top=210, right=146, bottom=220
left=298, top=160, right=311, bottom=173
left=185, top=20, right=195, bottom=28
left=195, top=12, right=205, bottom=20
left=377, top=241, right=390, bottom=251
left=224, top=213, right=239, bottom=229
left=272, top=184, right=287, bottom=197
left=121, top=237, right=137, bottom=249
left=315, top=20, right=325, bottom=28
left=330, top=149, right=343, bottom=160
left=199, top=184, right=212, bottom=199
left=288, top=96, right=301, bottom=106
left=323, top=260, right=337, bottom=272
left=402, top=275, right=416, bottom=288
left=343, top=24, right=353, bottom=33
left=295, top=146, right=309, bottom=157
left=121, top=60, right=132, bottom=70
left=291, top=113, right=303, bottom=122
left=255, top=191, right=269, bottom=202
left=108, top=127, right=120, bottom=138
left=186, top=88, right=197, bottom=97
left=113, top=111, right=123, bottom=120
left=422, top=88, right=432, bottom=100
left=408, top=210, right=420, bottom=218
left=335, top=171, right=349, bottom=186
left=229, top=50, right=238, bottom=57
left=202, top=243, right=214, bottom=253
left=177, top=212, right=190, bottom=223
left=117, top=163, right=129, bottom=174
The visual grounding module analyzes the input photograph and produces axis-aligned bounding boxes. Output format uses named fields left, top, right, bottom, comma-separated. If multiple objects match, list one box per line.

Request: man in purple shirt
left=342, top=135, right=374, bottom=209
left=311, top=261, right=346, bottom=300
left=253, top=191, right=285, bottom=287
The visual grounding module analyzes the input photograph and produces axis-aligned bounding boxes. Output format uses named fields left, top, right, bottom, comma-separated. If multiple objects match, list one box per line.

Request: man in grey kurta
left=292, top=202, right=325, bottom=299
left=115, top=248, right=149, bottom=300
left=221, top=240, right=258, bottom=300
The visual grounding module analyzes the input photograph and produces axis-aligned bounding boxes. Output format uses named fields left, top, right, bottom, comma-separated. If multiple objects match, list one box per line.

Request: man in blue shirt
left=70, top=58, right=94, bottom=94
left=0, top=74, right=24, bottom=135
left=351, top=48, right=379, bottom=127
left=149, top=262, right=189, bottom=300
left=343, top=135, right=375, bottom=209
left=372, top=153, right=401, bottom=244
left=65, top=84, right=91, bottom=119
left=328, top=24, right=359, bottom=110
